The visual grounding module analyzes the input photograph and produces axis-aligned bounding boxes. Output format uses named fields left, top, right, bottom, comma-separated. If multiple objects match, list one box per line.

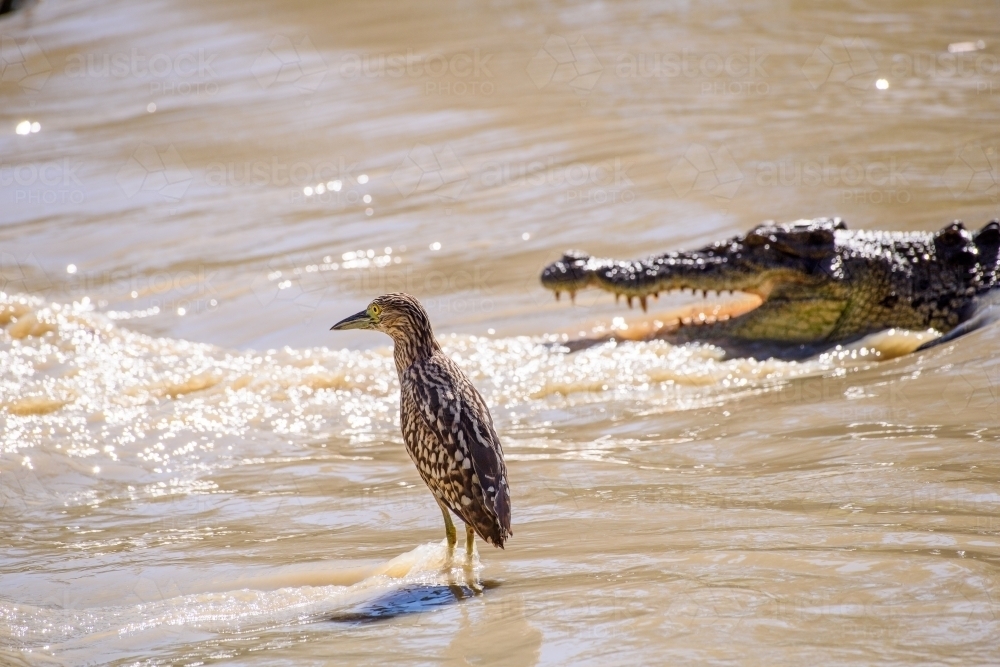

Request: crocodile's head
left=542, top=218, right=856, bottom=343
left=543, top=217, right=1000, bottom=349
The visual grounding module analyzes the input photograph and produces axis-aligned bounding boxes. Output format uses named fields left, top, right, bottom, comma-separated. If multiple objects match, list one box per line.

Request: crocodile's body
left=541, top=218, right=1000, bottom=356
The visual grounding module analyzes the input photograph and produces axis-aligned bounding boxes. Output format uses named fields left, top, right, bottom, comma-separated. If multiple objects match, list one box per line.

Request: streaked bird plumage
left=330, top=293, right=512, bottom=553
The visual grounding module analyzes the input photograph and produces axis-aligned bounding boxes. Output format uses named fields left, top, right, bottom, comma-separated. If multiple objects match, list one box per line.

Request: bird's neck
left=391, top=332, right=441, bottom=374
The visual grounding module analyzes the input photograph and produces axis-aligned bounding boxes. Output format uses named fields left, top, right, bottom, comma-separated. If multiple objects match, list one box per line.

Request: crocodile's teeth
left=639, top=296, right=647, bottom=312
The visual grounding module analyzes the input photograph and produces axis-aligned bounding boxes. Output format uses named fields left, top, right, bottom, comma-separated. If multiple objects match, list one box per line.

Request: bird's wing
left=404, top=352, right=511, bottom=534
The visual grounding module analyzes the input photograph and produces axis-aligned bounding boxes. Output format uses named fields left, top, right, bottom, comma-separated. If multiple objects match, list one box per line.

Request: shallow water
left=2, top=0, right=1000, bottom=664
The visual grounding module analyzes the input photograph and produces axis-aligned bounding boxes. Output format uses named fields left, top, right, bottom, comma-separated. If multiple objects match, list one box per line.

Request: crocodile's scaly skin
left=541, top=218, right=1000, bottom=347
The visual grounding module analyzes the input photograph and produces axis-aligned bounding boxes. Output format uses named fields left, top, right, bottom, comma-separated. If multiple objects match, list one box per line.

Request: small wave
left=0, top=290, right=927, bottom=492
left=0, top=540, right=482, bottom=660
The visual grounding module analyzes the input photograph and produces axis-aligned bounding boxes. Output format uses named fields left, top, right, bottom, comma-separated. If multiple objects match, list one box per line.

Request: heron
left=330, top=293, right=512, bottom=560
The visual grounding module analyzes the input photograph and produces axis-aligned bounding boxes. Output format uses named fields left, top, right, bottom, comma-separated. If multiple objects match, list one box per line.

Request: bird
left=330, top=293, right=512, bottom=559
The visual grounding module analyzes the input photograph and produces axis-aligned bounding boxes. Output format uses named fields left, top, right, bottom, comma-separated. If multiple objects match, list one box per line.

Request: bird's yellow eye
left=369, top=303, right=382, bottom=317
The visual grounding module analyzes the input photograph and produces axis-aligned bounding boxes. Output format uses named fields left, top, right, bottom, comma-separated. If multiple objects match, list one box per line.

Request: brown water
left=2, top=0, right=1000, bottom=664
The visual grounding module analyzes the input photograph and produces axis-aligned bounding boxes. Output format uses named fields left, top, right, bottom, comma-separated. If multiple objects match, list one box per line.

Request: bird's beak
left=330, top=310, right=374, bottom=331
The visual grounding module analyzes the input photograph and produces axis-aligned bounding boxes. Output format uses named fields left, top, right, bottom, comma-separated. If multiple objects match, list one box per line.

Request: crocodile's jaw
left=596, top=269, right=851, bottom=343
left=687, top=294, right=849, bottom=343
left=541, top=240, right=851, bottom=343
left=539, top=250, right=791, bottom=307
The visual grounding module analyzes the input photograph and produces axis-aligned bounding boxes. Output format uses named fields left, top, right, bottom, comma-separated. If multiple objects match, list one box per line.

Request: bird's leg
left=462, top=524, right=483, bottom=593
left=438, top=500, right=457, bottom=558
left=465, top=524, right=475, bottom=560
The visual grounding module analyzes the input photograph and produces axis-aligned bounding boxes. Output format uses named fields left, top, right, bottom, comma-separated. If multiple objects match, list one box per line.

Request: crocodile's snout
left=540, top=251, right=596, bottom=300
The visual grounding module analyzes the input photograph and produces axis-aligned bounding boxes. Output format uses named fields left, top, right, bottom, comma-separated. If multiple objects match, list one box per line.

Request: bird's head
left=330, top=292, right=435, bottom=344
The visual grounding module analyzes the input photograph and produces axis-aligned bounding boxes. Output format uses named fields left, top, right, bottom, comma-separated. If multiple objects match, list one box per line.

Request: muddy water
left=2, top=0, right=999, bottom=664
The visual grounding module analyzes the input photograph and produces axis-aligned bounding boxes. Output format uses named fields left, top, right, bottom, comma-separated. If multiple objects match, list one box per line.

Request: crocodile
left=540, top=217, right=1000, bottom=358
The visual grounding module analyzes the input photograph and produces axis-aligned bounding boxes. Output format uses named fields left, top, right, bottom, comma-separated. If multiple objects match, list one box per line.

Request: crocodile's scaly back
left=541, top=218, right=1000, bottom=350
